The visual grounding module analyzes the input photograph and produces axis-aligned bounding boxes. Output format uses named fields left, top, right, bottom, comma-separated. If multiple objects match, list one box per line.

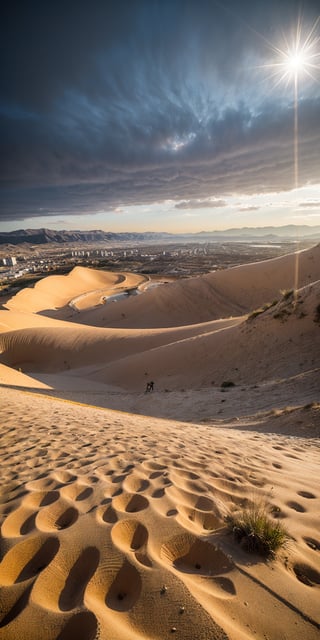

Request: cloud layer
left=1, top=0, right=320, bottom=223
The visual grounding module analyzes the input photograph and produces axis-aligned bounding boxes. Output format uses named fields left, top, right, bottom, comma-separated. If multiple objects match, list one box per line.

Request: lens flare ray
left=260, top=16, right=320, bottom=298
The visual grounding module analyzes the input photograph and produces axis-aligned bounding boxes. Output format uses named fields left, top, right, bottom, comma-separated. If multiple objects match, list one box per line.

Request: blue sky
left=1, top=0, right=320, bottom=232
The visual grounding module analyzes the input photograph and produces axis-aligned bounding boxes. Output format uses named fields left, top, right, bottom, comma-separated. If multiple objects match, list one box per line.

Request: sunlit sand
left=0, top=245, right=319, bottom=640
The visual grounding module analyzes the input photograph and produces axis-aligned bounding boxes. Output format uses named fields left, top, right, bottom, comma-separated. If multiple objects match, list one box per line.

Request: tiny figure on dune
left=145, top=381, right=154, bottom=392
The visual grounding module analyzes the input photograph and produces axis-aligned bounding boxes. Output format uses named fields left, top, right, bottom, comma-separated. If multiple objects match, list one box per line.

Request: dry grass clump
left=247, top=300, right=278, bottom=321
left=280, top=288, right=294, bottom=301
left=228, top=501, right=289, bottom=557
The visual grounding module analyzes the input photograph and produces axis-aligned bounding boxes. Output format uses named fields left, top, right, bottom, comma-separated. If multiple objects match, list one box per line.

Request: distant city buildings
left=71, top=249, right=114, bottom=257
left=2, top=256, right=17, bottom=266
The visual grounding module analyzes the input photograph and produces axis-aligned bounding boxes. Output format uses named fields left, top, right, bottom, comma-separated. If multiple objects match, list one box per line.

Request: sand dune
left=0, top=388, right=319, bottom=640
left=83, top=280, right=319, bottom=392
left=5, top=267, right=147, bottom=314
left=5, top=245, right=319, bottom=329
left=0, top=245, right=319, bottom=640
left=69, top=244, right=320, bottom=328
left=0, top=317, right=241, bottom=372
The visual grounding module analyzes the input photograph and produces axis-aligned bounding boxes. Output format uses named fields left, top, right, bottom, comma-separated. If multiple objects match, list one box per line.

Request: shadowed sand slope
left=0, top=317, right=240, bottom=372
left=0, top=247, right=318, bottom=411
left=0, top=388, right=319, bottom=640
left=72, top=244, right=320, bottom=328
left=84, top=280, right=320, bottom=390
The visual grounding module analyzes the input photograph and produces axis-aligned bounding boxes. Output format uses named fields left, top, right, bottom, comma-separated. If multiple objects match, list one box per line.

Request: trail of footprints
left=1, top=451, right=320, bottom=639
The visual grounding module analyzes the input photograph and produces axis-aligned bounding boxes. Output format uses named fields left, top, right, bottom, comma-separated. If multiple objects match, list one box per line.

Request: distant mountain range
left=0, top=225, right=320, bottom=245
left=0, top=228, right=171, bottom=245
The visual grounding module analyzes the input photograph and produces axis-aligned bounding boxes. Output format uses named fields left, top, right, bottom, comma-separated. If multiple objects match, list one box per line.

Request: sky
left=1, top=0, right=320, bottom=233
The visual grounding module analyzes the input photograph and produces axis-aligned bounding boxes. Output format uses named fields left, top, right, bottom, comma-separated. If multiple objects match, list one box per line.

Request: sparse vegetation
left=221, top=380, right=235, bottom=388
left=247, top=307, right=264, bottom=321
left=247, top=300, right=278, bottom=321
left=280, top=288, right=294, bottom=300
left=227, top=501, right=289, bottom=556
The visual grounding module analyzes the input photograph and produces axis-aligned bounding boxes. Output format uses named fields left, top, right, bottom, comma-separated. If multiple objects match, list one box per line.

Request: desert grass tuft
left=280, top=288, right=294, bottom=301
left=228, top=501, right=289, bottom=557
left=247, top=300, right=278, bottom=321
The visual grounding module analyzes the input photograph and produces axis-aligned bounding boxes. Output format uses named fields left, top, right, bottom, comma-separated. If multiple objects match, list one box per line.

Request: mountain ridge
left=1, top=225, right=320, bottom=245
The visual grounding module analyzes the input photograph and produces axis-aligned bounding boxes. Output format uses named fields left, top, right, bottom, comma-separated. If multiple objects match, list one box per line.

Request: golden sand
left=0, top=246, right=319, bottom=639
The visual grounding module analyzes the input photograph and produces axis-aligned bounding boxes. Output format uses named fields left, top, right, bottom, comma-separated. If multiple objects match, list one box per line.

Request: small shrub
left=247, top=307, right=264, bottom=321
left=273, top=308, right=291, bottom=320
left=228, top=502, right=288, bottom=556
left=280, top=288, right=294, bottom=301
left=221, top=380, right=235, bottom=388
left=247, top=300, right=278, bottom=321
left=263, top=300, right=278, bottom=310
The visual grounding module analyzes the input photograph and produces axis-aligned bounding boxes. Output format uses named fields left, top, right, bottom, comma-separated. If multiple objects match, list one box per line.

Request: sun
left=261, top=16, right=320, bottom=87
left=285, top=51, right=308, bottom=75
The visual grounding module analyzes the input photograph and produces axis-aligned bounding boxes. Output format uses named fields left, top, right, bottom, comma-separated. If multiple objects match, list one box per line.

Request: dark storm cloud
left=1, top=0, right=320, bottom=222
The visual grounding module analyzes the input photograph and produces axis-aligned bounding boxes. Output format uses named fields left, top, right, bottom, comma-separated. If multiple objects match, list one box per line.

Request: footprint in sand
left=105, top=559, right=142, bottom=611
left=286, top=501, right=306, bottom=513
left=303, top=537, right=320, bottom=551
left=60, top=482, right=93, bottom=502
left=0, top=536, right=59, bottom=585
left=1, top=506, right=38, bottom=538
left=24, top=489, right=60, bottom=508
left=148, top=470, right=164, bottom=479
left=151, top=487, right=165, bottom=498
left=0, top=583, right=33, bottom=629
left=75, top=487, right=94, bottom=501
left=56, top=611, right=98, bottom=640
left=293, top=563, right=320, bottom=587
left=123, top=473, right=150, bottom=493
left=58, top=547, right=100, bottom=611
left=297, top=490, right=316, bottom=499
left=161, top=533, right=233, bottom=576
left=36, top=502, right=79, bottom=532
left=177, top=504, right=223, bottom=531
left=160, top=533, right=236, bottom=598
left=112, top=492, right=149, bottom=513
left=167, top=508, right=178, bottom=516
left=96, top=504, right=118, bottom=524
left=111, top=519, right=148, bottom=553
